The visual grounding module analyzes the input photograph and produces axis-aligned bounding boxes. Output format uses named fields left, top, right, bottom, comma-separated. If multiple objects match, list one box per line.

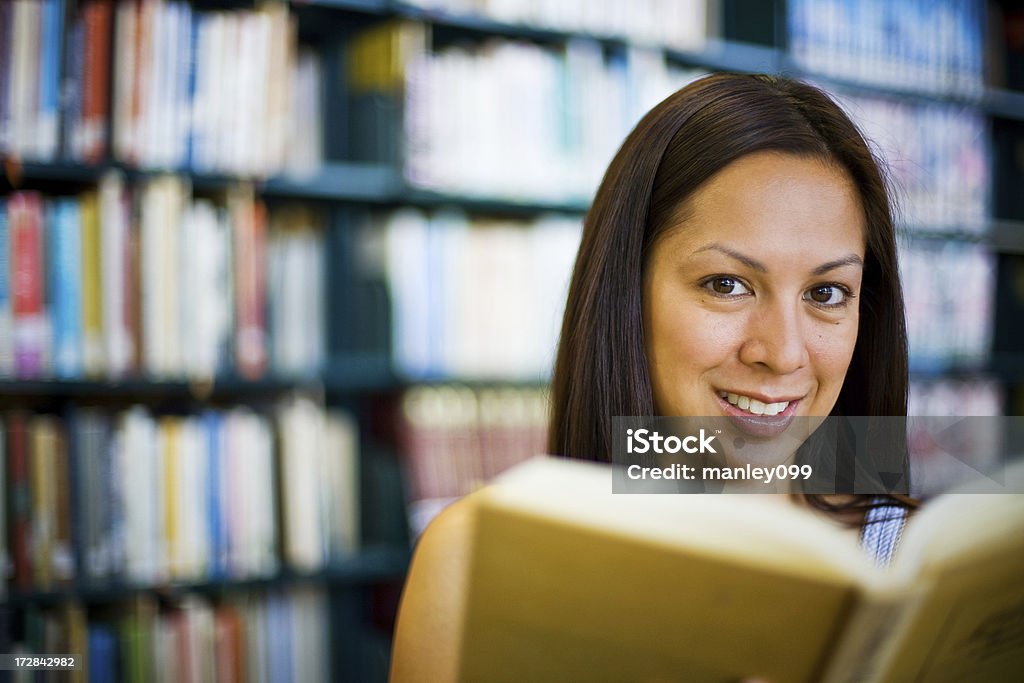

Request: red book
left=214, top=604, right=244, bottom=683
left=232, top=190, right=268, bottom=379
left=9, top=192, right=46, bottom=378
left=81, top=0, right=113, bottom=164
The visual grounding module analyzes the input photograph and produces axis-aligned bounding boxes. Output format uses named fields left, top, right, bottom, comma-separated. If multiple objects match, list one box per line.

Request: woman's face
left=643, top=151, right=865, bottom=424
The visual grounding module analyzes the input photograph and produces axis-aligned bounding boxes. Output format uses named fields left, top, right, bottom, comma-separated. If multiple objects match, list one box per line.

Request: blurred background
left=0, top=0, right=1022, bottom=680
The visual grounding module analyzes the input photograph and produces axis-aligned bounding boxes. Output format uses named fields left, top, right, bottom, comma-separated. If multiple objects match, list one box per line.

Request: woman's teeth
left=719, top=391, right=790, bottom=416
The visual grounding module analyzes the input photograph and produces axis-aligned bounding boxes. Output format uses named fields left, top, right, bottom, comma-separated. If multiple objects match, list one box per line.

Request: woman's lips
left=717, top=393, right=800, bottom=439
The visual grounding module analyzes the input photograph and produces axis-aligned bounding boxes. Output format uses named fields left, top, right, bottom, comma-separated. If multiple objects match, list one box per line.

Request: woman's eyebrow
left=692, top=243, right=863, bottom=275
left=811, top=254, right=864, bottom=275
left=692, top=243, right=766, bottom=271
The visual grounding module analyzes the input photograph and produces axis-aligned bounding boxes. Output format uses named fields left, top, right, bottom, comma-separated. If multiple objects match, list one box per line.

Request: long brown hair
left=548, top=74, right=912, bottom=515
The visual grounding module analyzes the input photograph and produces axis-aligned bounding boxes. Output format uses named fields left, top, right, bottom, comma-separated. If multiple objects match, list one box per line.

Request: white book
left=180, top=417, right=209, bottom=578
left=432, top=210, right=469, bottom=378
left=119, top=407, right=161, bottom=583
left=189, top=12, right=215, bottom=172
left=10, top=0, right=40, bottom=160
left=212, top=12, right=235, bottom=173
left=183, top=596, right=216, bottom=683
left=385, top=209, right=433, bottom=378
left=235, top=11, right=261, bottom=174
left=284, top=49, right=323, bottom=178
left=113, top=0, right=138, bottom=162
left=529, top=215, right=582, bottom=376
left=277, top=395, right=325, bottom=572
left=229, top=409, right=277, bottom=577
left=143, top=0, right=167, bottom=167
left=100, top=172, right=132, bottom=377
left=263, top=1, right=291, bottom=175
left=154, top=616, right=180, bottom=683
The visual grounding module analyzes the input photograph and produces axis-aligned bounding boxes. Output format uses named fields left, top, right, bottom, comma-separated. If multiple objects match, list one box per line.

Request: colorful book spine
left=79, top=190, right=104, bottom=376
left=231, top=188, right=268, bottom=380
left=9, top=192, right=48, bottom=379
left=37, top=0, right=65, bottom=161
left=48, top=197, right=83, bottom=379
left=0, top=198, right=13, bottom=376
left=80, top=0, right=114, bottom=164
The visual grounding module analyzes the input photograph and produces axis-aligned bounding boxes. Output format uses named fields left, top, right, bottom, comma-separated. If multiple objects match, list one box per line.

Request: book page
left=486, top=456, right=876, bottom=581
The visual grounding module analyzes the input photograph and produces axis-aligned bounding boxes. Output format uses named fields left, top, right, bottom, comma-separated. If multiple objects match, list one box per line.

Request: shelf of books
left=2, top=0, right=1023, bottom=680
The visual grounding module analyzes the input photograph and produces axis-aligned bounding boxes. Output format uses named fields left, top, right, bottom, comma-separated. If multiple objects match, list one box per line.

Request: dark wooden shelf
left=4, top=545, right=410, bottom=608
left=0, top=375, right=324, bottom=401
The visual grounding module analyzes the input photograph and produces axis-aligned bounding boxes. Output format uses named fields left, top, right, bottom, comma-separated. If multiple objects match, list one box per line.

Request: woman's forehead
left=660, top=152, right=866, bottom=257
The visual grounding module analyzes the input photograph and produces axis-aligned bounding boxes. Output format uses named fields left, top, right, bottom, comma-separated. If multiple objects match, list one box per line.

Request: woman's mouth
left=719, top=391, right=791, bottom=416
left=716, top=390, right=800, bottom=439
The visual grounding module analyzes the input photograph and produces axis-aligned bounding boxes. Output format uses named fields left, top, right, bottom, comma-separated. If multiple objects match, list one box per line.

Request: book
left=455, top=456, right=1024, bottom=683
left=0, top=197, right=13, bottom=375
left=9, top=192, right=48, bottom=378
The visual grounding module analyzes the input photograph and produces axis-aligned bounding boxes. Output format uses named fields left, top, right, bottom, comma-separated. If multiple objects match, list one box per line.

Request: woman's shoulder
left=390, top=497, right=476, bottom=683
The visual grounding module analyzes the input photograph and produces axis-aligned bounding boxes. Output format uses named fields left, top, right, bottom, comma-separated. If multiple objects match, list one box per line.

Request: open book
left=456, top=456, right=1024, bottom=683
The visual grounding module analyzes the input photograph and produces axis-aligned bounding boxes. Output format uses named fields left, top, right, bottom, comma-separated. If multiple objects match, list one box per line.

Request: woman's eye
left=805, top=284, right=848, bottom=307
left=704, top=277, right=750, bottom=296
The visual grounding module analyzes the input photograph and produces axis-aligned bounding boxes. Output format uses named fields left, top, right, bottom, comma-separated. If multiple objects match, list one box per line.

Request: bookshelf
left=2, top=0, right=1023, bottom=680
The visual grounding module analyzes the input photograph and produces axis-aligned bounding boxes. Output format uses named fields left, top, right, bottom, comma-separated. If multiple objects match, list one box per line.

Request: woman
left=390, top=73, right=916, bottom=682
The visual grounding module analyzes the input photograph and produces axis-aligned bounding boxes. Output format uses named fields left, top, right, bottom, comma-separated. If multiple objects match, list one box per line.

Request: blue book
left=49, top=197, right=83, bottom=378
left=178, top=1, right=195, bottom=171
left=188, top=12, right=208, bottom=172
left=88, top=624, right=118, bottom=683
left=38, top=0, right=65, bottom=160
left=267, top=592, right=294, bottom=683
left=204, top=410, right=227, bottom=578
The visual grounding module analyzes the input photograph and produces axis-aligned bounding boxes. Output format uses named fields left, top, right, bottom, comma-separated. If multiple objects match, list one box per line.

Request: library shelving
left=2, top=1, right=1023, bottom=681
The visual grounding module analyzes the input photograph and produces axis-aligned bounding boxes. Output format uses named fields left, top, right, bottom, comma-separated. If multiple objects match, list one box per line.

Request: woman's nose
left=736, top=299, right=809, bottom=374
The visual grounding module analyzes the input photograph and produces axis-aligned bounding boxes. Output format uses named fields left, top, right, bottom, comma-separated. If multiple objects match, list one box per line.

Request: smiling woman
left=643, top=152, right=864, bottom=424
left=549, top=73, right=912, bottom=518
left=390, top=74, right=917, bottom=683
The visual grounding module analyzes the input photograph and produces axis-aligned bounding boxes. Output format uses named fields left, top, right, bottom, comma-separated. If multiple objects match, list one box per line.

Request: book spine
left=66, top=408, right=89, bottom=584
left=81, top=0, right=113, bottom=164
left=29, top=416, right=56, bottom=590
left=231, top=188, right=267, bottom=379
left=100, top=172, right=131, bottom=377
left=51, top=419, right=74, bottom=585
left=0, top=198, right=13, bottom=376
left=60, top=6, right=83, bottom=160
left=820, top=590, right=918, bottom=683
left=0, top=1, right=12, bottom=154
left=9, top=0, right=41, bottom=161
left=49, top=197, right=83, bottom=379
left=112, top=0, right=139, bottom=163
left=10, top=192, right=47, bottom=379
left=79, top=191, right=104, bottom=377
left=6, top=412, right=32, bottom=592
left=37, top=0, right=64, bottom=161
